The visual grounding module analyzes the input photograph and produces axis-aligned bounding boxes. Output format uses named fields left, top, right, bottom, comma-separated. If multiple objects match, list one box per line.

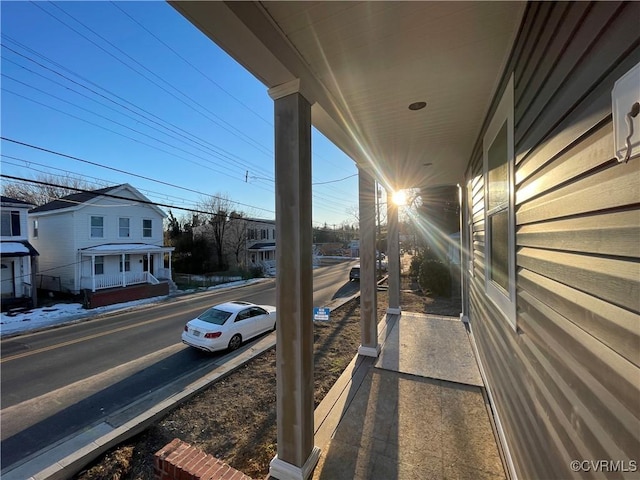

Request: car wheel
left=228, top=334, right=242, bottom=351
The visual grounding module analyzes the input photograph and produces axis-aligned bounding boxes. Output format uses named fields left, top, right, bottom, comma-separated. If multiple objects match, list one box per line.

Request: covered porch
left=312, top=311, right=505, bottom=480
left=79, top=243, right=174, bottom=293
left=169, top=2, right=525, bottom=479
left=0, top=240, right=39, bottom=310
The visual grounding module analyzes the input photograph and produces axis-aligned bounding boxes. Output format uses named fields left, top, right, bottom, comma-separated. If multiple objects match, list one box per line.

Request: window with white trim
left=119, top=254, right=131, bottom=272
left=483, top=74, right=516, bottom=329
left=94, top=256, right=104, bottom=275
left=33, top=219, right=38, bottom=238
left=91, top=216, right=104, bottom=238
left=1, top=211, right=20, bottom=237
left=142, top=219, right=152, bottom=238
left=119, top=217, right=130, bottom=238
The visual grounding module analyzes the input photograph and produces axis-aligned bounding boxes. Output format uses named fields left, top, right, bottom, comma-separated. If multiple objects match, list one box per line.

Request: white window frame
left=91, top=216, right=104, bottom=238
left=33, top=219, right=38, bottom=238
left=142, top=218, right=152, bottom=238
left=94, top=255, right=104, bottom=275
left=1, top=210, right=20, bottom=237
left=483, top=74, right=516, bottom=329
left=119, top=254, right=131, bottom=272
left=119, top=217, right=130, bottom=238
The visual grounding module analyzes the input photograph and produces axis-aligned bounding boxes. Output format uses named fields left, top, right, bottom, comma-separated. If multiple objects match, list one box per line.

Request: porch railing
left=156, top=267, right=172, bottom=280
left=81, top=271, right=160, bottom=291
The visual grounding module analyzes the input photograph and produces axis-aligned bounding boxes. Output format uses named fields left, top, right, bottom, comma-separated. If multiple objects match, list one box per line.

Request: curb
left=3, top=333, right=277, bottom=480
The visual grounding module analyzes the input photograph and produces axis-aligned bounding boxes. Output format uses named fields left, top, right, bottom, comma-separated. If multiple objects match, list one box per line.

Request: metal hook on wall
left=623, top=101, right=640, bottom=163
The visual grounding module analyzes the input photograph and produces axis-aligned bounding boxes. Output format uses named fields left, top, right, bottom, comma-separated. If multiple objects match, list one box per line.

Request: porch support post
left=121, top=253, right=126, bottom=287
left=268, top=79, right=319, bottom=480
left=358, top=168, right=380, bottom=357
left=91, top=255, right=96, bottom=292
left=31, top=255, right=38, bottom=308
left=386, top=189, right=401, bottom=315
left=168, top=251, right=173, bottom=280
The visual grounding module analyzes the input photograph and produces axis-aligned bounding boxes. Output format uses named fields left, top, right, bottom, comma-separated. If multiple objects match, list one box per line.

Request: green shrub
left=248, top=266, right=264, bottom=278
left=418, top=259, right=451, bottom=297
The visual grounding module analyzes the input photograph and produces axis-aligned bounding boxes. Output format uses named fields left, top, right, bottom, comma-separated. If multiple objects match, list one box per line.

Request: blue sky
left=0, top=1, right=359, bottom=228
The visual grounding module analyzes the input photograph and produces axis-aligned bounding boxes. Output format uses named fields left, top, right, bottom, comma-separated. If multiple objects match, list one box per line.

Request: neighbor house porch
left=78, top=243, right=174, bottom=293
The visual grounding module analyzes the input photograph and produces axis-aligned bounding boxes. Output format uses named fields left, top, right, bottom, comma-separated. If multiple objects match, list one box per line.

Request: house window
left=119, top=254, right=131, bottom=272
left=119, top=217, right=130, bottom=238
left=33, top=219, right=38, bottom=238
left=272, top=228, right=276, bottom=239
left=261, top=229, right=267, bottom=240
left=483, top=74, right=516, bottom=329
left=143, top=219, right=152, bottom=238
left=91, top=216, right=104, bottom=238
left=94, top=256, right=104, bottom=275
left=1, top=211, right=20, bottom=237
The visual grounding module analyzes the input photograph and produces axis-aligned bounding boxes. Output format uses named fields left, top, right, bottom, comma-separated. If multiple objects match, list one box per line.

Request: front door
left=1, top=261, right=15, bottom=298
left=143, top=255, right=155, bottom=275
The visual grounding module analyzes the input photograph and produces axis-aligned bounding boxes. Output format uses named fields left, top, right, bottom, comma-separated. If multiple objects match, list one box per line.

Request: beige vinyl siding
left=467, top=2, right=640, bottom=479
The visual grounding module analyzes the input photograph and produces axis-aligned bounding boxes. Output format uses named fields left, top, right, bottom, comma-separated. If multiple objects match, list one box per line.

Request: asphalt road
left=0, top=261, right=358, bottom=471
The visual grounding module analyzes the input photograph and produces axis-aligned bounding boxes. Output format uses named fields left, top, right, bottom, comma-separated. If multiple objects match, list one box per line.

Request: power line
left=1, top=56, right=269, bottom=176
left=1, top=3, right=358, bottom=222
left=32, top=1, right=274, bottom=158
left=1, top=155, right=201, bottom=210
left=109, top=1, right=272, bottom=127
left=0, top=138, right=275, bottom=214
left=312, top=173, right=358, bottom=186
left=3, top=87, right=257, bottom=187
left=0, top=174, right=256, bottom=220
left=1, top=174, right=345, bottom=229
left=1, top=49, right=275, bottom=186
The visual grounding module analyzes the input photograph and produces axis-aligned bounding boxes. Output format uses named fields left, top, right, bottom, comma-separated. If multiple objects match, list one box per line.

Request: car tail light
left=204, top=332, right=222, bottom=339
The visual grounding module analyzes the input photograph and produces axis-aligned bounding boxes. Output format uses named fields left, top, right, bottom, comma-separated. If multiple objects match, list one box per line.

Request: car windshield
left=197, top=308, right=232, bottom=325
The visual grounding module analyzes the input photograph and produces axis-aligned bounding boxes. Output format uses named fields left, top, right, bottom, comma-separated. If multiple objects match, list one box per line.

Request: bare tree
left=225, top=212, right=248, bottom=269
left=1, top=174, right=103, bottom=206
left=346, top=204, right=359, bottom=223
left=198, top=193, right=237, bottom=271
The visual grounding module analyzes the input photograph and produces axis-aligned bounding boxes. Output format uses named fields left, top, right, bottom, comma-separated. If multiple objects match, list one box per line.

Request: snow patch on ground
left=0, top=278, right=268, bottom=338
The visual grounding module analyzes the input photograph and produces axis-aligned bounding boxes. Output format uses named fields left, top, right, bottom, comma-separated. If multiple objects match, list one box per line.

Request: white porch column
left=268, top=80, right=320, bottom=480
left=121, top=253, right=127, bottom=287
left=358, top=168, right=380, bottom=357
left=91, top=255, right=96, bottom=292
left=387, top=189, right=401, bottom=315
left=168, top=251, right=173, bottom=280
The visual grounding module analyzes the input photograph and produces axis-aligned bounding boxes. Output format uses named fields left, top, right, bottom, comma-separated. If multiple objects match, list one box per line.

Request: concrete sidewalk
left=312, top=312, right=507, bottom=480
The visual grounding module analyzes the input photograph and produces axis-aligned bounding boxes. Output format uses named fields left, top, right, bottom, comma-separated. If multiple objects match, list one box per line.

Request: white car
left=182, top=301, right=276, bottom=353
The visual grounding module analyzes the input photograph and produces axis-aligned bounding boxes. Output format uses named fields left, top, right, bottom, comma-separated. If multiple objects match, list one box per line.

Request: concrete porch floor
left=311, top=312, right=507, bottom=480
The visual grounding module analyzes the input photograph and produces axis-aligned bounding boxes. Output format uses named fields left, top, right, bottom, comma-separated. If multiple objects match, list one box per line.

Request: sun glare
left=392, top=190, right=408, bottom=206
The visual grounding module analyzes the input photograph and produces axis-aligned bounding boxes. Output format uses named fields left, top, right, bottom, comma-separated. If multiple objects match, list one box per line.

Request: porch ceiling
left=170, top=1, right=526, bottom=191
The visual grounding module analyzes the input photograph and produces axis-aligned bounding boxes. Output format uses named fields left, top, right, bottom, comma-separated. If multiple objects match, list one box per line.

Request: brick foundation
left=84, top=282, right=169, bottom=308
left=154, top=439, right=252, bottom=480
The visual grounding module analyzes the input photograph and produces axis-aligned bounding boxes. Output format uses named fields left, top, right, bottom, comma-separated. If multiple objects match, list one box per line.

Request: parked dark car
left=349, top=265, right=360, bottom=281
